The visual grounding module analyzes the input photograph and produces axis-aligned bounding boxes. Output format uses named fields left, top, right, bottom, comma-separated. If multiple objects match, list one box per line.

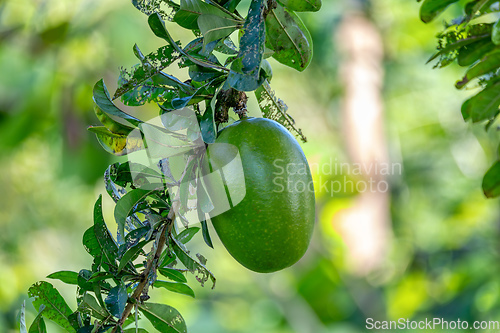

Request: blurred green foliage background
left=1, top=0, right=499, bottom=332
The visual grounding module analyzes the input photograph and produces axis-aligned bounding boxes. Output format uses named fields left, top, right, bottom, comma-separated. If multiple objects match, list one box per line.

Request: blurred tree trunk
left=335, top=9, right=392, bottom=276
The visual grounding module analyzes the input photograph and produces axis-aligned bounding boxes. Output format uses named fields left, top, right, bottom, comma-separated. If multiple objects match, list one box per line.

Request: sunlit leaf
left=277, top=0, right=321, bottom=12
left=47, top=271, right=79, bottom=285
left=28, top=282, right=75, bottom=332
left=154, top=280, right=195, bottom=298
left=139, top=303, right=187, bottom=333
left=177, top=227, right=200, bottom=244
left=265, top=4, right=313, bottom=71
left=158, top=267, right=188, bottom=283
left=171, top=236, right=215, bottom=288
left=483, top=161, right=500, bottom=197
left=255, top=80, right=306, bottom=142
left=87, top=126, right=144, bottom=156
left=28, top=305, right=47, bottom=333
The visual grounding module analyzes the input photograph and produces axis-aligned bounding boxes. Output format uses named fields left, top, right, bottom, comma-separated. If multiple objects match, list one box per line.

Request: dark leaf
left=227, top=0, right=266, bottom=90
left=483, top=161, right=500, bottom=197
left=174, top=0, right=234, bottom=29
left=456, top=50, right=500, bottom=88
left=118, top=239, right=151, bottom=272
left=105, top=284, right=128, bottom=318
left=93, top=196, right=119, bottom=268
left=47, top=271, right=79, bottom=285
left=154, top=281, right=195, bottom=298
left=138, top=303, right=187, bottom=333
left=93, top=79, right=142, bottom=127
left=114, top=186, right=164, bottom=238
left=419, top=0, right=459, bottom=23
left=28, top=282, right=75, bottom=332
left=265, top=4, right=313, bottom=71
left=198, top=14, right=240, bottom=46
left=461, top=80, right=500, bottom=122
left=199, top=103, right=216, bottom=144
left=427, top=33, right=490, bottom=64
left=78, top=294, right=109, bottom=320
left=457, top=39, right=496, bottom=67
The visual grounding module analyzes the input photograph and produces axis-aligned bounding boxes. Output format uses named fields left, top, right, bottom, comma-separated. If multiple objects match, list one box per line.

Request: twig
left=111, top=221, right=170, bottom=332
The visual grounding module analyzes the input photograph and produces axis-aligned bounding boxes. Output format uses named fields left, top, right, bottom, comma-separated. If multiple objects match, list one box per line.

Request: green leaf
left=47, top=271, right=79, bottom=285
left=456, top=50, right=500, bottom=88
left=461, top=80, right=500, bottom=122
left=78, top=294, right=109, bottom=321
left=198, top=14, right=240, bottom=46
left=138, top=303, right=187, bottom=333
left=177, top=227, right=200, bottom=244
left=179, top=159, right=197, bottom=212
left=149, top=13, right=228, bottom=72
left=158, top=267, right=188, bottom=283
left=171, top=236, right=216, bottom=288
left=492, top=18, right=500, bottom=45
left=189, top=65, right=224, bottom=82
left=123, top=329, right=149, bottom=333
left=154, top=281, right=195, bottom=298
left=265, top=4, right=313, bottom=71
left=114, top=187, right=163, bottom=238
left=419, top=0, right=459, bottom=23
left=114, top=44, right=183, bottom=101
left=174, top=0, right=234, bottom=29
left=118, top=239, right=151, bottom=272
left=277, top=0, right=321, bottom=12
left=105, top=284, right=128, bottom=318
left=93, top=79, right=142, bottom=127
left=227, top=0, right=266, bottom=91
left=200, top=104, right=216, bottom=144
left=94, top=104, right=135, bottom=136
left=483, top=161, right=500, bottom=197
left=457, top=39, right=496, bottom=67
left=427, top=33, right=490, bottom=64
left=28, top=282, right=75, bottom=332
left=93, top=196, right=119, bottom=268
left=87, top=126, right=144, bottom=156
left=255, top=80, right=306, bottom=142
left=28, top=305, right=47, bottom=333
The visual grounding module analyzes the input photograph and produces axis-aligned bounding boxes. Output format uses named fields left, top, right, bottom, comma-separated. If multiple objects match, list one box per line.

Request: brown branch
left=111, top=221, right=171, bottom=332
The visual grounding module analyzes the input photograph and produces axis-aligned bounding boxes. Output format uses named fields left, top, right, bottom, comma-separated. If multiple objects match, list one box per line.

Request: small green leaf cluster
left=419, top=0, right=500, bottom=198
left=25, top=0, right=321, bottom=331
